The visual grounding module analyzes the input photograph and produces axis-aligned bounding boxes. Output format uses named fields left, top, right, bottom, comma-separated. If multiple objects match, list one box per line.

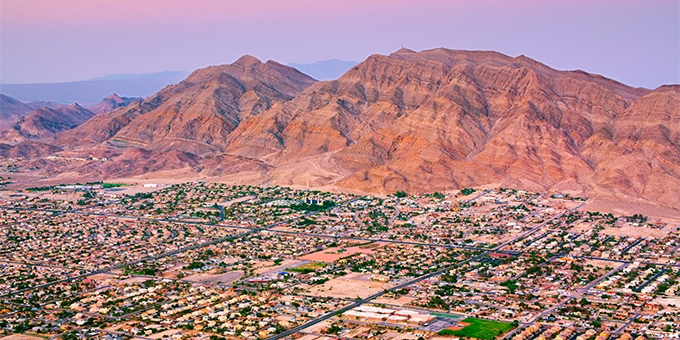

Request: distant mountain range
left=0, top=93, right=139, bottom=143
left=0, top=103, right=96, bottom=143
left=288, top=59, right=357, bottom=80
left=0, top=71, right=188, bottom=104
left=0, top=62, right=357, bottom=105
left=0, top=49, right=678, bottom=208
left=0, top=94, right=66, bottom=129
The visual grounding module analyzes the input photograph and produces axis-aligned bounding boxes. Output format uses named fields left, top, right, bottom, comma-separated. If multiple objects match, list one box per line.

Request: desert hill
left=56, top=55, right=316, bottom=155
left=0, top=104, right=95, bottom=143
left=88, top=93, right=141, bottom=114
left=2, top=49, right=679, bottom=207
left=0, top=93, right=93, bottom=131
left=224, top=49, right=678, bottom=206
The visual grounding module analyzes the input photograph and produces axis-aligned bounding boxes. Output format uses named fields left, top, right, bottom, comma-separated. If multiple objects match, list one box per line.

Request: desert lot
left=302, top=272, right=392, bottom=299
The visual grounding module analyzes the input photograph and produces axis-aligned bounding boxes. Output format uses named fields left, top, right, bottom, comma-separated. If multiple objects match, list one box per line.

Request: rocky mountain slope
left=223, top=49, right=679, bottom=206
left=88, top=94, right=141, bottom=114
left=3, top=49, right=679, bottom=207
left=56, top=55, right=316, bottom=155
left=0, top=94, right=34, bottom=129
left=0, top=104, right=95, bottom=143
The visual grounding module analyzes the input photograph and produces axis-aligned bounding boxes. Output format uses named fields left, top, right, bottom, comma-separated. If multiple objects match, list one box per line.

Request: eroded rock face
left=9, top=49, right=680, bottom=207
left=104, top=56, right=316, bottom=155
left=88, top=94, right=141, bottom=115
left=225, top=49, right=678, bottom=205
left=57, top=55, right=316, bottom=154
left=0, top=94, right=37, bottom=129
left=0, top=104, right=95, bottom=142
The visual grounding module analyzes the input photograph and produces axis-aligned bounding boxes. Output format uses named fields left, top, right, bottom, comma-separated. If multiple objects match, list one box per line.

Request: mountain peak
left=393, top=47, right=416, bottom=54
left=87, top=93, right=140, bottom=114
left=0, top=102, right=94, bottom=142
left=10, top=49, right=680, bottom=208
left=233, top=55, right=262, bottom=67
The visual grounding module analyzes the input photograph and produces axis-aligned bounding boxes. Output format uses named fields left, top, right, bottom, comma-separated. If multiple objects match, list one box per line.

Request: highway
left=268, top=198, right=585, bottom=339
left=500, top=262, right=629, bottom=339
left=0, top=192, right=600, bottom=340
left=0, top=196, right=364, bottom=298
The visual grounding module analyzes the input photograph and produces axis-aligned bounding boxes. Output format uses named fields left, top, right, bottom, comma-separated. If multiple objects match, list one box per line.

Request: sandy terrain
left=0, top=335, right=45, bottom=340
left=585, top=197, right=680, bottom=221
left=254, top=259, right=304, bottom=275
left=600, top=225, right=671, bottom=239
left=299, top=243, right=386, bottom=263
left=585, top=259, right=616, bottom=268
left=296, top=335, right=326, bottom=340
left=147, top=329, right=183, bottom=339
left=119, top=276, right=154, bottom=284
left=343, top=326, right=372, bottom=338
left=300, top=320, right=332, bottom=335
left=475, top=233, right=517, bottom=244
left=304, top=272, right=392, bottom=299
left=571, top=222, right=672, bottom=239
left=183, top=270, right=243, bottom=284
left=372, top=295, right=418, bottom=306
left=652, top=297, right=680, bottom=306
left=3, top=165, right=678, bottom=223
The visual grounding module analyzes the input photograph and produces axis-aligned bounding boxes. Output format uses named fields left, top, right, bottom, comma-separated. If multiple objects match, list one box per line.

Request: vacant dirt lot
left=299, top=242, right=387, bottom=263
left=303, top=272, right=392, bottom=299
left=183, top=270, right=243, bottom=284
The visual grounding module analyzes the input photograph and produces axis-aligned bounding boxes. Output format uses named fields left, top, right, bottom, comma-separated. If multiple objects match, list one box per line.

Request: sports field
left=437, top=317, right=514, bottom=339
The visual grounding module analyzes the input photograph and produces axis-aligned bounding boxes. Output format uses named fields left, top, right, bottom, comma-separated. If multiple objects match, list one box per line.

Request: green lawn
left=102, top=183, right=125, bottom=188
left=287, top=262, right=327, bottom=274
left=438, top=318, right=514, bottom=339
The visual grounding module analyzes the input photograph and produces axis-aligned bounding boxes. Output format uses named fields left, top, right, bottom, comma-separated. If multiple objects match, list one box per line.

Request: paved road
left=621, top=238, right=644, bottom=255
left=268, top=196, right=585, bottom=340
left=613, top=310, right=641, bottom=334
left=267, top=255, right=480, bottom=340
left=0, top=197, right=364, bottom=298
left=461, top=189, right=492, bottom=205
left=1, top=192, right=593, bottom=340
left=502, top=262, right=628, bottom=339
left=493, top=202, right=586, bottom=252
left=634, top=268, right=666, bottom=292
left=538, top=262, right=629, bottom=321
left=501, top=262, right=628, bottom=339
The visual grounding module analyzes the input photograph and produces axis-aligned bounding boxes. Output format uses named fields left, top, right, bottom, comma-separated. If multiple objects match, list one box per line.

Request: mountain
left=88, top=94, right=141, bottom=114
left=288, top=59, right=358, bottom=80
left=0, top=141, right=62, bottom=159
left=0, top=94, right=67, bottom=130
left=0, top=71, right=189, bottom=104
left=0, top=94, right=34, bottom=128
left=57, top=55, right=316, bottom=154
left=225, top=48, right=677, bottom=205
left=6, top=49, right=680, bottom=208
left=0, top=104, right=95, bottom=143
left=24, top=101, right=65, bottom=110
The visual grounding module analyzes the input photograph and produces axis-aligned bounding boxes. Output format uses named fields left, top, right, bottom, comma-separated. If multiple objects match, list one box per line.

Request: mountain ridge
left=2, top=49, right=678, bottom=208
left=1, top=71, right=190, bottom=104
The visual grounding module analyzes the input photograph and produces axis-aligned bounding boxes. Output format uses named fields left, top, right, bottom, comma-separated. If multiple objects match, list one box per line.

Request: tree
left=460, top=188, right=476, bottom=195
left=323, top=324, right=342, bottom=335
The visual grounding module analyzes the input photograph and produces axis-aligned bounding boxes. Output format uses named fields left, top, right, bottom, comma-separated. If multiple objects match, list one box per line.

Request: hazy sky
left=1, top=0, right=678, bottom=88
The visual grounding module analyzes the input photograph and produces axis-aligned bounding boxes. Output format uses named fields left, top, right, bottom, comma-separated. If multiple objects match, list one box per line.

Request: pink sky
left=1, top=0, right=678, bottom=88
